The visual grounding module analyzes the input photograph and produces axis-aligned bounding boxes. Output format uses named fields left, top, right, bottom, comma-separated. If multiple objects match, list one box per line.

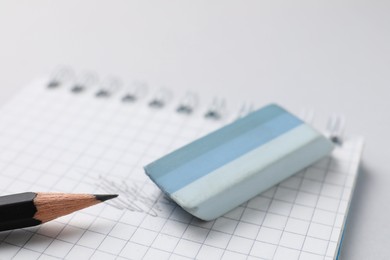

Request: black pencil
left=0, top=192, right=118, bottom=232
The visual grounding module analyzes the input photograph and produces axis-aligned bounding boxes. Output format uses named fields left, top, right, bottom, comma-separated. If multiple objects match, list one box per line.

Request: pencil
left=0, top=192, right=118, bottom=232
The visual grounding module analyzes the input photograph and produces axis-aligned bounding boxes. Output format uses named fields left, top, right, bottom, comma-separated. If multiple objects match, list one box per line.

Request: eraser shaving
left=144, top=104, right=334, bottom=220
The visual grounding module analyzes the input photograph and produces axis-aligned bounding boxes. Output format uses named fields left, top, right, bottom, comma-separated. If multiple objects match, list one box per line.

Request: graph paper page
left=0, top=78, right=364, bottom=260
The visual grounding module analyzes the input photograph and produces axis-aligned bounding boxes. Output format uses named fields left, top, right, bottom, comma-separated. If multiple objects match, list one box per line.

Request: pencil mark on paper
left=96, top=175, right=170, bottom=216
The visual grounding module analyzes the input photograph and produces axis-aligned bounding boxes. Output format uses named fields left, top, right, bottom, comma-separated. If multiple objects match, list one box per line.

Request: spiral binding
left=122, top=81, right=148, bottom=103
left=204, top=98, right=226, bottom=120
left=176, top=92, right=198, bottom=115
left=71, top=72, right=98, bottom=93
left=47, top=67, right=74, bottom=88
left=46, top=68, right=233, bottom=121
left=148, top=88, right=172, bottom=109
left=299, top=109, right=345, bottom=145
left=236, top=103, right=254, bottom=119
left=298, top=108, right=315, bottom=124
left=95, top=77, right=122, bottom=98
left=45, top=68, right=347, bottom=143
left=326, top=115, right=345, bottom=145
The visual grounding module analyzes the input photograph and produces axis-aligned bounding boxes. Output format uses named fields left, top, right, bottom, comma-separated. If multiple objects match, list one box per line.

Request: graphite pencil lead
left=94, top=194, right=118, bottom=202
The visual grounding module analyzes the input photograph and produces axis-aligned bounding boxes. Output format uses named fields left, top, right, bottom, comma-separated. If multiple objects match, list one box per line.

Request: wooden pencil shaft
left=33, top=193, right=100, bottom=223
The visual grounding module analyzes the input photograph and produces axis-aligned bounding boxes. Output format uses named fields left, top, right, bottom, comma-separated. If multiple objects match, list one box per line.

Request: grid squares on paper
left=279, top=232, right=305, bottom=250
left=197, top=245, right=224, bottom=260
left=0, top=79, right=364, bottom=260
left=204, top=230, right=231, bottom=249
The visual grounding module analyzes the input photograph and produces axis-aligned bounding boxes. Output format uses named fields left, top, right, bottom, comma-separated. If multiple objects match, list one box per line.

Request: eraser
left=144, top=104, right=334, bottom=220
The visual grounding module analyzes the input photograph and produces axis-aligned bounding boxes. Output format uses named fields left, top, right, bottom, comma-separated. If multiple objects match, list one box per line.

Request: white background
left=0, top=1, right=389, bottom=259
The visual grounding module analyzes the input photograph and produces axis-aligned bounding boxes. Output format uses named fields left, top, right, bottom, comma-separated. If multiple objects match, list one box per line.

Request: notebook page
left=0, top=78, right=364, bottom=260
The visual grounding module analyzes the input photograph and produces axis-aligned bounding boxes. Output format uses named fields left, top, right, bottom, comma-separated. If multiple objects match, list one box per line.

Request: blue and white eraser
left=144, top=104, right=334, bottom=220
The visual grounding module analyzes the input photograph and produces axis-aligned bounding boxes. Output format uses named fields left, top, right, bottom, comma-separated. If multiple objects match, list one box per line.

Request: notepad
left=0, top=70, right=364, bottom=260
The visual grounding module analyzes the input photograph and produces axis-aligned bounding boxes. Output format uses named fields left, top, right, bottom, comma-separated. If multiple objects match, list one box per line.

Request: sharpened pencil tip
left=94, top=194, right=118, bottom=202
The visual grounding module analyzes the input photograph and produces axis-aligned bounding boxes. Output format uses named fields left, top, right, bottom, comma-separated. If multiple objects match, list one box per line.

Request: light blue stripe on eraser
left=144, top=104, right=334, bottom=220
